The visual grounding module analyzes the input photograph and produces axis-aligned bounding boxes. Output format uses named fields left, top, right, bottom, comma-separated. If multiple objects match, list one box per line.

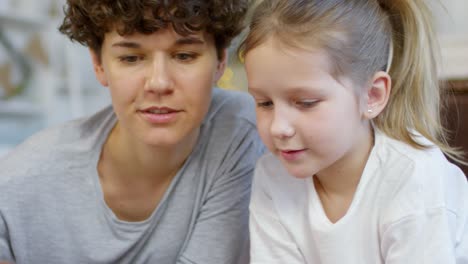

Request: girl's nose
left=270, top=110, right=295, bottom=139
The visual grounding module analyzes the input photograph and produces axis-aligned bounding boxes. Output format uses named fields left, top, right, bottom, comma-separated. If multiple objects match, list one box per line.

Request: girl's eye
left=118, top=55, right=142, bottom=63
left=175, top=53, right=198, bottom=62
left=257, top=101, right=274, bottom=108
left=295, top=100, right=318, bottom=108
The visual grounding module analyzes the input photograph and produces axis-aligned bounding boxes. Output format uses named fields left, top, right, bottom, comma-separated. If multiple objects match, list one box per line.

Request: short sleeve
left=176, top=124, right=264, bottom=264
left=249, top=163, right=304, bottom=264
left=380, top=209, right=457, bottom=264
left=0, top=213, right=14, bottom=262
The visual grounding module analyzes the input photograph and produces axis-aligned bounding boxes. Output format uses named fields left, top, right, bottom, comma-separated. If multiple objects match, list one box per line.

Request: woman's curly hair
left=59, top=0, right=250, bottom=58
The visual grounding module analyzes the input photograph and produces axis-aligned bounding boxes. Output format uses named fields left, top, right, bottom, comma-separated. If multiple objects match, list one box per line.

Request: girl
left=241, top=0, right=468, bottom=263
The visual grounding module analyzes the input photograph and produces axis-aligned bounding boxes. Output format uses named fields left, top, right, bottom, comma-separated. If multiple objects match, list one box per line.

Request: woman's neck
left=96, top=122, right=200, bottom=222
left=100, top=122, right=199, bottom=184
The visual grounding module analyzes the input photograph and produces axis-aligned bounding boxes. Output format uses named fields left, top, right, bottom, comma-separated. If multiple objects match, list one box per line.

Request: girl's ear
left=364, top=71, right=391, bottom=119
left=214, top=49, right=228, bottom=83
left=89, top=49, right=109, bottom=87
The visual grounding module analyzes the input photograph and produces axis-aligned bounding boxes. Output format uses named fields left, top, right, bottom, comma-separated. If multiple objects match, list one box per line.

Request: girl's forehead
left=249, top=37, right=333, bottom=66
left=246, top=39, right=359, bottom=97
left=246, top=41, right=334, bottom=77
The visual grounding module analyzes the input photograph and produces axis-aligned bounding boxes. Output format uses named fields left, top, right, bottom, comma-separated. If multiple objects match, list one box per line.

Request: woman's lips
left=138, top=107, right=181, bottom=124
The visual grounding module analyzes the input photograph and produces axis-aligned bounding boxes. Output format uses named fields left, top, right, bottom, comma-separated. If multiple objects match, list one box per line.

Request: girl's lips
left=279, top=149, right=307, bottom=161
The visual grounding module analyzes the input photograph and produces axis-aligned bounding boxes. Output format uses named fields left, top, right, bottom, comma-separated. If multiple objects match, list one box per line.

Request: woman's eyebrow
left=111, top=41, right=141, bottom=49
left=174, top=36, right=205, bottom=46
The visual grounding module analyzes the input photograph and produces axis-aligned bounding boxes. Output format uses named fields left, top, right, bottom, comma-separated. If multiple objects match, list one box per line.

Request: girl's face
left=245, top=39, right=371, bottom=179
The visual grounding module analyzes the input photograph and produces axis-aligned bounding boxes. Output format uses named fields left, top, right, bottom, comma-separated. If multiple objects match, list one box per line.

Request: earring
left=367, top=109, right=373, bottom=114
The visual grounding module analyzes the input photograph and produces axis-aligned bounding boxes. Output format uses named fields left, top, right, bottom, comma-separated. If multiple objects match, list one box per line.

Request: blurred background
left=0, top=0, right=467, bottom=161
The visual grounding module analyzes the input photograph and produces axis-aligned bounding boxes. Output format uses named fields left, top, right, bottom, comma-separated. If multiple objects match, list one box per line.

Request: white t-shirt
left=250, top=130, right=468, bottom=264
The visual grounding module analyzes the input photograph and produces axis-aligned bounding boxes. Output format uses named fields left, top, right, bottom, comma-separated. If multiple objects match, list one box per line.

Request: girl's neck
left=313, top=126, right=374, bottom=223
left=314, top=126, right=374, bottom=197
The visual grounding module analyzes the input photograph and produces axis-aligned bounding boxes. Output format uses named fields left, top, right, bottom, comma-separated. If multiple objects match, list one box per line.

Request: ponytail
left=376, top=0, right=466, bottom=163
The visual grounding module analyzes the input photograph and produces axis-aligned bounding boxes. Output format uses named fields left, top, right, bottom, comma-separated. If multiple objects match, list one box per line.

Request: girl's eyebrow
left=247, top=86, right=259, bottom=93
left=285, top=86, right=326, bottom=95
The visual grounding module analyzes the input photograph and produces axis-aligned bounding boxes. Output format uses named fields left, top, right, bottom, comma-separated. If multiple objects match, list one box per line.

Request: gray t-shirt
left=0, top=88, right=264, bottom=264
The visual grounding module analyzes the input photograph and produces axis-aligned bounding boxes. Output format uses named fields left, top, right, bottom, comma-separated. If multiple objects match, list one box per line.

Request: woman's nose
left=144, top=56, right=174, bottom=95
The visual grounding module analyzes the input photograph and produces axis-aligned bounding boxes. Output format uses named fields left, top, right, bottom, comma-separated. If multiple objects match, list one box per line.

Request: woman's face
left=91, top=27, right=226, bottom=149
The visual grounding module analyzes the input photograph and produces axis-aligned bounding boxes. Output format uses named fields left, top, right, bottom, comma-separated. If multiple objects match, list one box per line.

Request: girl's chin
left=284, top=166, right=316, bottom=179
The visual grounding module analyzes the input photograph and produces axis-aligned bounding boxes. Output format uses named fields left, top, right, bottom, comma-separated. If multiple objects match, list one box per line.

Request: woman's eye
left=118, top=55, right=141, bottom=63
left=257, top=101, right=274, bottom=108
left=175, top=53, right=197, bottom=62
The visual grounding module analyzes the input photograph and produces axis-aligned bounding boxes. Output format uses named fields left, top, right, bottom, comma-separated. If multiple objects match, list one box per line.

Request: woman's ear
left=89, top=49, right=109, bottom=87
left=364, top=71, right=391, bottom=119
left=214, top=49, right=228, bottom=83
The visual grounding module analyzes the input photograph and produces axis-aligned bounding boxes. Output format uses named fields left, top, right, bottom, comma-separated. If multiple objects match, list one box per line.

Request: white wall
left=431, top=0, right=468, bottom=79
left=0, top=0, right=109, bottom=156
left=434, top=0, right=468, bottom=35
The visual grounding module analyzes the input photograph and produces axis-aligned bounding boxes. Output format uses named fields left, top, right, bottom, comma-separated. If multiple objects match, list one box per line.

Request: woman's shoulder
left=205, top=88, right=257, bottom=127
left=0, top=106, right=115, bottom=185
left=198, top=88, right=263, bottom=156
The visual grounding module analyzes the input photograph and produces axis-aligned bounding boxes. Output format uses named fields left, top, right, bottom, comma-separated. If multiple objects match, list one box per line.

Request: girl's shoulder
left=373, top=130, right=467, bottom=222
left=375, top=130, right=455, bottom=174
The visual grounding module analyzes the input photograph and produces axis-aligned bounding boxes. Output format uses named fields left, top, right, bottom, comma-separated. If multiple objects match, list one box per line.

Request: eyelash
left=257, top=101, right=274, bottom=108
left=174, top=52, right=199, bottom=62
left=256, top=100, right=319, bottom=109
left=295, top=100, right=318, bottom=108
left=117, top=52, right=199, bottom=64
left=118, top=55, right=143, bottom=63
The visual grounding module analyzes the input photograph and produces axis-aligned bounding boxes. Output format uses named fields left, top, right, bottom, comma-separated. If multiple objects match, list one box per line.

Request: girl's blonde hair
left=239, top=0, right=465, bottom=163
